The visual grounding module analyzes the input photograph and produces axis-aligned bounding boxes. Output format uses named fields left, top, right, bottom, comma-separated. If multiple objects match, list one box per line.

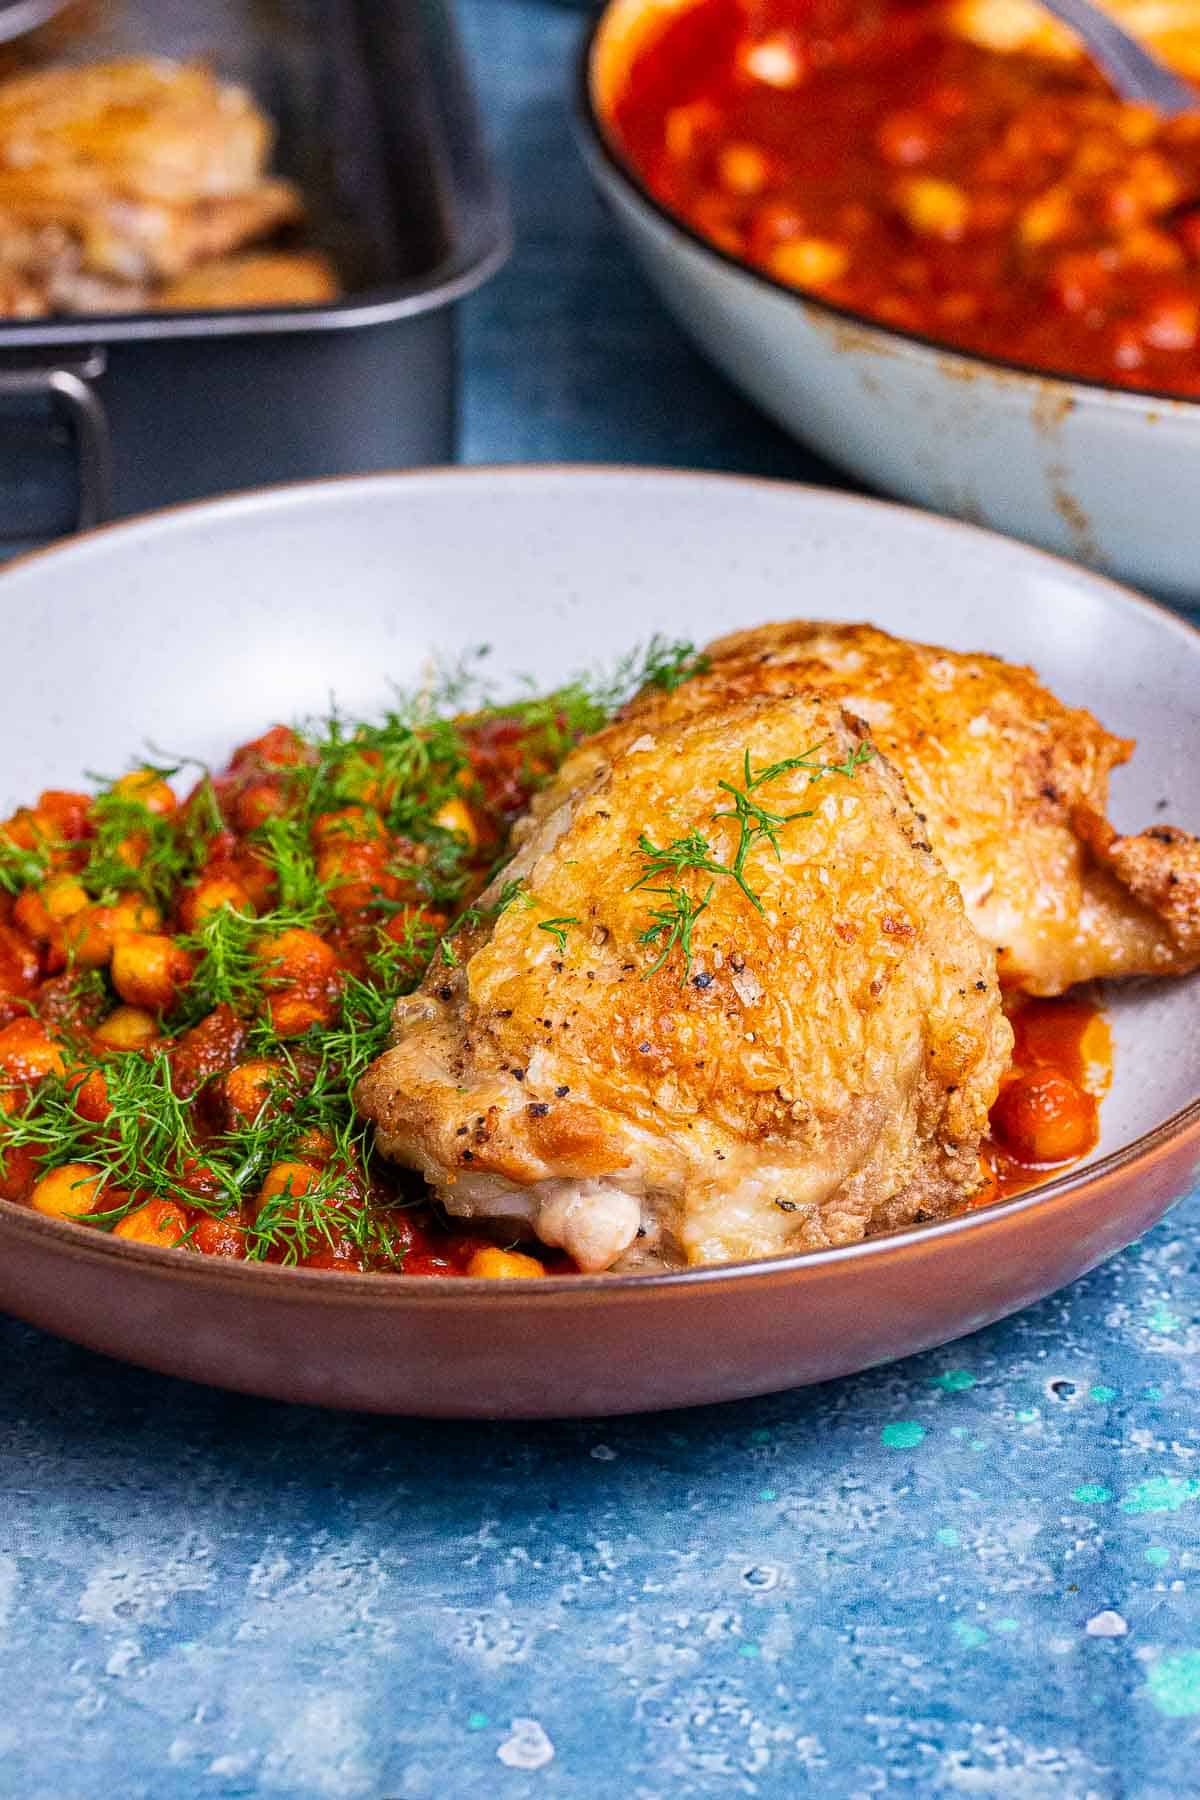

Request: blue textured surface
left=3, top=5, right=1200, bottom=1796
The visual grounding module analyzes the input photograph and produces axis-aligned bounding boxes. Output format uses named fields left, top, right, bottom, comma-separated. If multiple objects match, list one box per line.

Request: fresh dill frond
left=637, top=881, right=714, bottom=984
left=0, top=835, right=50, bottom=896
left=252, top=813, right=333, bottom=923
left=639, top=635, right=710, bottom=694
left=80, top=776, right=191, bottom=908
left=537, top=915, right=578, bottom=952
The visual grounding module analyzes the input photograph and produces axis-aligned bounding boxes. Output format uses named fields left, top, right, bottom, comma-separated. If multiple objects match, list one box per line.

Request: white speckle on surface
left=0, top=1554, right=18, bottom=1636
left=497, top=1717, right=555, bottom=1770
left=76, top=1535, right=215, bottom=1627
left=209, top=1753, right=258, bottom=1779
left=103, top=1638, right=141, bottom=1677
left=590, top=1444, right=617, bottom=1462
left=259, top=1692, right=374, bottom=1797
left=1086, top=1610, right=1128, bottom=1638
left=731, top=968, right=763, bottom=1006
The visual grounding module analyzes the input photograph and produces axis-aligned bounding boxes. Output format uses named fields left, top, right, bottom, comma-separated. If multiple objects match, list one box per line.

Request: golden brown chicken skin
left=356, top=691, right=1011, bottom=1271
left=615, top=622, right=1200, bottom=996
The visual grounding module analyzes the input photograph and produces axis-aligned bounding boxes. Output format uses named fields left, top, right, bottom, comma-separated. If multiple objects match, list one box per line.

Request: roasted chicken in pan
left=615, top=622, right=1200, bottom=996
left=0, top=57, right=336, bottom=315
left=356, top=690, right=1012, bottom=1271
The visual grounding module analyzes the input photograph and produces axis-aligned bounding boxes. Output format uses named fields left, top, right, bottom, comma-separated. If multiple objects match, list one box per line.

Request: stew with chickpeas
left=608, top=0, right=1200, bottom=394
left=0, top=645, right=1106, bottom=1277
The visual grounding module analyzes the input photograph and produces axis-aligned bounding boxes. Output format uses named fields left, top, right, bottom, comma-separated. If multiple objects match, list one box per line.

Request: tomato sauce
left=981, top=994, right=1111, bottom=1200
left=608, top=0, right=1200, bottom=394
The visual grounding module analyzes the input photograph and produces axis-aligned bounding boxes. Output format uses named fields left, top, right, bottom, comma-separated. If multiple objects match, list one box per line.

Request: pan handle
left=0, top=348, right=113, bottom=532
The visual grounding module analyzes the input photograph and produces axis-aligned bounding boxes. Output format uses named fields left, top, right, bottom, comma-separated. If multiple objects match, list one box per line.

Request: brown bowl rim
left=2, top=462, right=1199, bottom=1301
left=575, top=1, right=1200, bottom=418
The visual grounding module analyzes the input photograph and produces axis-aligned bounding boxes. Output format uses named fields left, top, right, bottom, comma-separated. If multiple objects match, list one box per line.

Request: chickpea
left=13, top=875, right=88, bottom=942
left=111, top=769, right=177, bottom=816
left=180, top=874, right=253, bottom=931
left=432, top=797, right=479, bottom=851
left=897, top=176, right=970, bottom=241
left=112, top=1199, right=189, bottom=1247
left=69, top=1067, right=111, bottom=1123
left=266, top=989, right=335, bottom=1037
left=384, top=905, right=446, bottom=946
left=193, top=1215, right=248, bottom=1258
left=1021, top=184, right=1086, bottom=248
left=876, top=109, right=939, bottom=168
left=718, top=142, right=770, bottom=197
left=254, top=927, right=337, bottom=986
left=224, top=1058, right=291, bottom=1122
left=315, top=842, right=390, bottom=914
left=292, top=1127, right=336, bottom=1165
left=663, top=98, right=720, bottom=161
left=234, top=781, right=286, bottom=833
left=93, top=1005, right=159, bottom=1051
left=0, top=922, right=41, bottom=998
left=233, top=725, right=308, bottom=770
left=0, top=1017, right=65, bottom=1083
left=1049, top=249, right=1114, bottom=314
left=34, top=791, right=90, bottom=840
left=57, top=895, right=161, bottom=969
left=0, top=1141, right=40, bottom=1201
left=466, top=1247, right=547, bottom=1280
left=1115, top=102, right=1159, bottom=147
left=737, top=34, right=802, bottom=89
left=1140, top=290, right=1199, bottom=350
left=257, top=1160, right=322, bottom=1211
left=311, top=806, right=386, bottom=849
left=991, top=1069, right=1097, bottom=1164
left=30, top=1160, right=105, bottom=1219
left=767, top=236, right=850, bottom=290
left=1122, top=227, right=1185, bottom=273
left=111, top=932, right=194, bottom=1011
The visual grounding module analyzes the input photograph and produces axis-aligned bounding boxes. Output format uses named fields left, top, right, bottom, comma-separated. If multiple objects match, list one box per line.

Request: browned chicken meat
left=0, top=58, right=332, bottom=313
left=356, top=690, right=1012, bottom=1270
left=615, top=622, right=1200, bottom=996
left=0, top=58, right=272, bottom=203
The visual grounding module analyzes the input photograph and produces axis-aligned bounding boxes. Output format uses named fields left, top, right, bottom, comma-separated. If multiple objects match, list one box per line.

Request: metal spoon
left=1038, top=0, right=1197, bottom=115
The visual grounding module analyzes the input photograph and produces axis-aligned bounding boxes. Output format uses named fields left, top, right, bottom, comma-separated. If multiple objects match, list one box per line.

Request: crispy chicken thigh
left=616, top=623, right=1200, bottom=996
left=0, top=59, right=314, bottom=301
left=356, top=692, right=1011, bottom=1270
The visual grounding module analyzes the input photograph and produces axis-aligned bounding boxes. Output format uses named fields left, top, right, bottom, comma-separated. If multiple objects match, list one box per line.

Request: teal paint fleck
left=970, top=1440, right=987, bottom=1451
left=1145, top=1386, right=1164, bottom=1402
left=467, top=1712, right=490, bottom=1732
left=759, top=1487, right=778, bottom=1502
left=951, top=1426, right=969, bottom=1439
left=881, top=1421, right=926, bottom=1449
left=1073, top=1483, right=1113, bottom=1504
left=1121, top=1476, right=1200, bottom=1515
left=994, top=1618, right=1020, bottom=1633
left=1147, top=1304, right=1183, bottom=1334
left=1016, top=1409, right=1039, bottom=1423
left=738, top=1643, right=761, bottom=1659
left=936, top=1527, right=960, bottom=1547
left=953, top=1622, right=988, bottom=1649
left=1146, top=1546, right=1171, bottom=1568
left=750, top=1428, right=771, bottom=1444
left=930, top=1370, right=975, bottom=1392
left=1090, top=1385, right=1118, bottom=1402
left=1147, top=1652, right=1200, bottom=1717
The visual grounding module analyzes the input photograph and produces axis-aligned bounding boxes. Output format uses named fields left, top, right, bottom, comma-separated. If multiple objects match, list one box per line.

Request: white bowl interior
left=3, top=469, right=1196, bottom=1168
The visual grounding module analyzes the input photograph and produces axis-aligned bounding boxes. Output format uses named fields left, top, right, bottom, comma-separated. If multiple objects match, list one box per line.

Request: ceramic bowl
left=1, top=467, right=1197, bottom=1416
left=580, top=0, right=1200, bottom=603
